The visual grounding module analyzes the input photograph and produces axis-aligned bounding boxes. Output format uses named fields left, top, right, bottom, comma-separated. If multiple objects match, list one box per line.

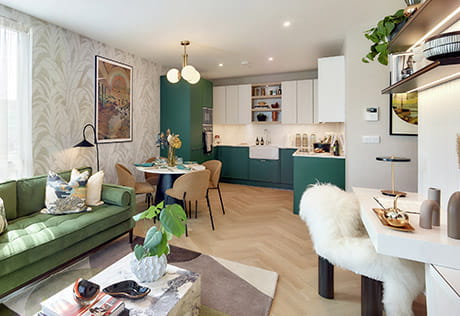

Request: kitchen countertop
left=293, top=151, right=345, bottom=159
left=214, top=144, right=297, bottom=149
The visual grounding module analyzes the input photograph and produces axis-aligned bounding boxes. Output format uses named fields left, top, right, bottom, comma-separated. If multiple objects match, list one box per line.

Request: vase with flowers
left=157, top=129, right=182, bottom=167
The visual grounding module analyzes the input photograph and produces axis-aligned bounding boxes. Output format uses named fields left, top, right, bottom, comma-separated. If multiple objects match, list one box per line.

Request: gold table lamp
left=376, top=156, right=411, bottom=197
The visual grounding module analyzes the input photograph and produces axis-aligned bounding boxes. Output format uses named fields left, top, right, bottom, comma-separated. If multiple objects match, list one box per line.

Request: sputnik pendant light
left=166, top=40, right=201, bottom=84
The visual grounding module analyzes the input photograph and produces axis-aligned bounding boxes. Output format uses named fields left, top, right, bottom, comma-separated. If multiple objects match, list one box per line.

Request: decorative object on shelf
left=390, top=92, right=418, bottom=136
left=95, top=56, right=133, bottom=143
left=157, top=129, right=182, bottom=167
left=428, top=187, right=441, bottom=226
left=73, top=123, right=100, bottom=171
left=447, top=191, right=460, bottom=239
left=257, top=113, right=267, bottom=122
left=423, top=31, right=460, bottom=62
left=166, top=40, right=200, bottom=84
left=277, top=88, right=282, bottom=95
left=376, top=156, right=411, bottom=197
left=261, top=87, right=266, bottom=96
left=400, top=55, right=414, bottom=79
left=362, top=9, right=407, bottom=65
left=103, top=280, right=151, bottom=299
left=271, top=102, right=280, bottom=109
left=272, top=111, right=279, bottom=121
left=131, top=201, right=187, bottom=282
left=419, top=200, right=439, bottom=229
left=73, top=278, right=100, bottom=305
left=403, top=0, right=422, bottom=17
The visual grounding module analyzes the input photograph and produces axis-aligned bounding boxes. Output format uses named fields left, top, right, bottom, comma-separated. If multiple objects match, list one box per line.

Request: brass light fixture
left=166, top=40, right=201, bottom=84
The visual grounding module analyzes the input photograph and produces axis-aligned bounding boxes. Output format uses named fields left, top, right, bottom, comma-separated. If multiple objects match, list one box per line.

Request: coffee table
left=40, top=253, right=201, bottom=316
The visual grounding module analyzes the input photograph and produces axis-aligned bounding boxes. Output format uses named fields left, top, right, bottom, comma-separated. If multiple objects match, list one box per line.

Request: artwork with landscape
left=390, top=92, right=418, bottom=136
left=96, top=56, right=133, bottom=143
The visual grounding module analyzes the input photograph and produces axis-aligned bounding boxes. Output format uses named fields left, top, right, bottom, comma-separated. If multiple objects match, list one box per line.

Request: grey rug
left=2, top=236, right=278, bottom=316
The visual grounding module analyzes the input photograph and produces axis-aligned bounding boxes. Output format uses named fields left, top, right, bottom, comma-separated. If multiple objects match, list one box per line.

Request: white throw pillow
left=0, top=197, right=7, bottom=234
left=71, top=169, right=104, bottom=206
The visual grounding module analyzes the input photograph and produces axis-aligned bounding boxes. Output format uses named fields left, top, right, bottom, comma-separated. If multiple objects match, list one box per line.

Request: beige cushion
left=0, top=197, right=7, bottom=234
left=72, top=169, right=105, bottom=206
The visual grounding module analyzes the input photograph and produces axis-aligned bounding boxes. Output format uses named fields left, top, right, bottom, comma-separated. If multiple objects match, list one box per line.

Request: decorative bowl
left=423, top=31, right=460, bottom=61
left=383, top=209, right=409, bottom=227
left=103, top=280, right=151, bottom=299
left=73, top=278, right=100, bottom=305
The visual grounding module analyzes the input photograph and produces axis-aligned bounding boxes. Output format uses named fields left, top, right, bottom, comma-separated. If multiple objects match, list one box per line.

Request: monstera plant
left=362, top=9, right=407, bottom=65
left=130, top=202, right=187, bottom=282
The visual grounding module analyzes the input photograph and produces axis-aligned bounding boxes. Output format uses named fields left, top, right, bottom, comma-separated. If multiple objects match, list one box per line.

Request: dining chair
left=202, top=160, right=225, bottom=217
left=115, top=163, right=155, bottom=207
left=144, top=157, right=160, bottom=186
left=299, top=183, right=424, bottom=316
left=165, top=169, right=214, bottom=235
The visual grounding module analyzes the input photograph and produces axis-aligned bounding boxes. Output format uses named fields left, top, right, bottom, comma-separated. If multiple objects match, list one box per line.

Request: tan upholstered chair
left=165, top=169, right=214, bottom=233
left=115, top=163, right=155, bottom=206
left=202, top=160, right=225, bottom=216
left=144, top=157, right=160, bottom=187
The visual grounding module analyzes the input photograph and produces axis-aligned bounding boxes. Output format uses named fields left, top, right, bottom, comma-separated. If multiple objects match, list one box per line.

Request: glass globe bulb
left=166, top=68, right=180, bottom=83
left=181, top=65, right=197, bottom=82
left=187, top=69, right=201, bottom=84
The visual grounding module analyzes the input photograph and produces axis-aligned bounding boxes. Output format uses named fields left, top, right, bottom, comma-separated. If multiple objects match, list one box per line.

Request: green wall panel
left=293, top=157, right=345, bottom=214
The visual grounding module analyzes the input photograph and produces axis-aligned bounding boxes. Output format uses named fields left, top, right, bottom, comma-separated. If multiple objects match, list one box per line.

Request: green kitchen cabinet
left=217, top=146, right=249, bottom=180
left=160, top=76, right=213, bottom=162
left=249, top=159, right=280, bottom=183
left=280, top=148, right=296, bottom=185
left=293, top=157, right=345, bottom=214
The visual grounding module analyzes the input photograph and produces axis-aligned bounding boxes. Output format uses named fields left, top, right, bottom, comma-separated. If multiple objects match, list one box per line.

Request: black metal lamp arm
left=83, top=123, right=100, bottom=171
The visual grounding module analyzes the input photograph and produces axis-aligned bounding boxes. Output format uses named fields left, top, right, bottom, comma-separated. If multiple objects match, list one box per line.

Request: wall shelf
left=388, top=0, right=460, bottom=53
left=251, top=109, right=281, bottom=112
left=252, top=121, right=281, bottom=124
left=252, top=82, right=281, bottom=87
left=251, top=95, right=281, bottom=99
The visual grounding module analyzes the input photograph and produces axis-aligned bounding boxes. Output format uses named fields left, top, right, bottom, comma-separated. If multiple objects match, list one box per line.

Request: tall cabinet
left=160, top=76, right=213, bottom=162
left=317, top=56, right=345, bottom=122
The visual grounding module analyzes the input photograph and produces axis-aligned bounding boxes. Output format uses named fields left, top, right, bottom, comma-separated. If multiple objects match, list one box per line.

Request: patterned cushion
left=71, top=169, right=104, bottom=207
left=0, top=198, right=7, bottom=234
left=42, top=171, right=90, bottom=215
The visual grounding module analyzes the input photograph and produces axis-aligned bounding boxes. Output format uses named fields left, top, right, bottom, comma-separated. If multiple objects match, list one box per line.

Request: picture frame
left=95, top=55, right=133, bottom=143
left=390, top=92, right=418, bottom=136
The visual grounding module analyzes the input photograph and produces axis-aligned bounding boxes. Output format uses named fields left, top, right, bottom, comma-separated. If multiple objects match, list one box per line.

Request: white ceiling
left=0, top=0, right=369, bottom=79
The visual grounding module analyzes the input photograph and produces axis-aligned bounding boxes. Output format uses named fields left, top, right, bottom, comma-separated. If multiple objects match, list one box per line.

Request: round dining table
left=136, top=163, right=206, bottom=205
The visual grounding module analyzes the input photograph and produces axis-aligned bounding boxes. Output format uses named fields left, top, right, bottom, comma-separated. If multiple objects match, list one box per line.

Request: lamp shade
left=187, top=69, right=201, bottom=84
left=73, top=139, right=94, bottom=148
left=181, top=65, right=197, bottom=82
left=166, top=68, right=180, bottom=83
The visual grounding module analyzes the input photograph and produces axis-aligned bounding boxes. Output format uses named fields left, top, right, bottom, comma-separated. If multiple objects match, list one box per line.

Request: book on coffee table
left=40, top=290, right=124, bottom=316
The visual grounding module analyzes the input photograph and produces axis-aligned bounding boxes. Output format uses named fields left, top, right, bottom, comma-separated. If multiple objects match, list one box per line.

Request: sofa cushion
left=0, top=202, right=130, bottom=277
left=16, top=167, right=92, bottom=217
left=0, top=181, right=16, bottom=220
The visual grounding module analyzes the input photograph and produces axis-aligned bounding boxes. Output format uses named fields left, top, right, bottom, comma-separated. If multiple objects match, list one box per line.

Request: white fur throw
left=299, top=184, right=425, bottom=316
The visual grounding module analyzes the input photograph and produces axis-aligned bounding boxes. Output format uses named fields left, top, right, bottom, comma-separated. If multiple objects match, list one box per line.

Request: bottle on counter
left=333, top=140, right=340, bottom=156
left=302, top=134, right=308, bottom=152
left=261, top=137, right=265, bottom=145
left=295, top=134, right=301, bottom=148
left=256, top=137, right=259, bottom=146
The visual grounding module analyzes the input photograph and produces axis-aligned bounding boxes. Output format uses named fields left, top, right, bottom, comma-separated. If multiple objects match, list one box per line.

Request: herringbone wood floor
left=134, top=183, right=425, bottom=316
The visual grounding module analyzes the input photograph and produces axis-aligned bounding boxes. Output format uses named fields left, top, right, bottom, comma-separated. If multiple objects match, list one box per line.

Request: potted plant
left=257, top=113, right=267, bottom=122
left=130, top=201, right=187, bottom=282
left=362, top=9, right=407, bottom=66
left=157, top=129, right=182, bottom=167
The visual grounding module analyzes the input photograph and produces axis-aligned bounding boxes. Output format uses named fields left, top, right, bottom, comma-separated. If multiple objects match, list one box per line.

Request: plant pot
left=167, top=146, right=176, bottom=167
left=130, top=253, right=167, bottom=282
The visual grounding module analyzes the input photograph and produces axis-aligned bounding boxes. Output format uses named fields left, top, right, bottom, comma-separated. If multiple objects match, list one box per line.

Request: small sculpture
left=419, top=200, right=439, bottom=229
left=73, top=278, right=100, bottom=305
left=447, top=192, right=460, bottom=239
left=427, top=187, right=441, bottom=226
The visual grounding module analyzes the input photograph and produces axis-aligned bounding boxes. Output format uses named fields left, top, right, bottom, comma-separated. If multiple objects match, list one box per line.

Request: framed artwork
left=390, top=92, right=418, bottom=136
left=95, top=56, right=133, bottom=143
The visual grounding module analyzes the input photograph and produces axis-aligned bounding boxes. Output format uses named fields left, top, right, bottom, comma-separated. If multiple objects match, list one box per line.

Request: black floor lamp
left=74, top=123, right=100, bottom=171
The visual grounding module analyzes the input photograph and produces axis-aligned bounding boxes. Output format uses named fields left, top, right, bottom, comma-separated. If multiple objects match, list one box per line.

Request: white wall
left=0, top=4, right=162, bottom=183
left=344, top=1, right=418, bottom=192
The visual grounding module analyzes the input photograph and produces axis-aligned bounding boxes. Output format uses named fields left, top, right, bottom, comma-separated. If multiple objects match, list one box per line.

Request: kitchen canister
left=428, top=187, right=441, bottom=226
left=447, top=191, right=460, bottom=239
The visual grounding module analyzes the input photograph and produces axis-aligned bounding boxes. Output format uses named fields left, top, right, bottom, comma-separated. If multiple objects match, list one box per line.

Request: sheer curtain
left=0, top=17, right=32, bottom=181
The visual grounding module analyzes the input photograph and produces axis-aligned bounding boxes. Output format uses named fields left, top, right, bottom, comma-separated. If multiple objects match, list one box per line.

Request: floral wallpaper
left=0, top=4, right=161, bottom=183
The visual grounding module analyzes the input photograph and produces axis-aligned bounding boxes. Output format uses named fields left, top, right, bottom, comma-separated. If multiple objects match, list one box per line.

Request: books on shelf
left=40, top=289, right=124, bottom=316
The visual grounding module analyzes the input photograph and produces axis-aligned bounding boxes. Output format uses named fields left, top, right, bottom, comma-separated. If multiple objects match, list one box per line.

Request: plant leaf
left=375, top=43, right=387, bottom=53
left=144, top=226, right=163, bottom=249
left=160, top=204, right=187, bottom=237
left=385, top=22, right=395, bottom=36
left=362, top=58, right=370, bottom=63
left=377, top=53, right=388, bottom=66
left=134, top=244, right=145, bottom=260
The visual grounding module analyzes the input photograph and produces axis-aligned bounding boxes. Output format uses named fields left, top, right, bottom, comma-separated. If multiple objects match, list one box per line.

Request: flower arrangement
left=157, top=129, right=182, bottom=166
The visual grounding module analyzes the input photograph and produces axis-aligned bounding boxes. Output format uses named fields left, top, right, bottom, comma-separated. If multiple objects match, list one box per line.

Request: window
left=0, top=17, right=32, bottom=181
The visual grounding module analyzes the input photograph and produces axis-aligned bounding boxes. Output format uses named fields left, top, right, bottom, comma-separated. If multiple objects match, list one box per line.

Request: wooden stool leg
left=318, top=256, right=334, bottom=299
left=361, top=275, right=383, bottom=316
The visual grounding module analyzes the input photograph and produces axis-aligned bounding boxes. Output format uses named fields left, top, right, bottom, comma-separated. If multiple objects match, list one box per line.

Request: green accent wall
left=160, top=77, right=213, bottom=162
left=293, top=157, right=345, bottom=214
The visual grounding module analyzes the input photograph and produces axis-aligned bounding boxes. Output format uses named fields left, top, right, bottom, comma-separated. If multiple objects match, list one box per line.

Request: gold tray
left=372, top=208, right=415, bottom=232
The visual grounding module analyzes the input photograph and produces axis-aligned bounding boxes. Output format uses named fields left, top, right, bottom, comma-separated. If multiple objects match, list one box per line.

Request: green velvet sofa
left=0, top=167, right=135, bottom=297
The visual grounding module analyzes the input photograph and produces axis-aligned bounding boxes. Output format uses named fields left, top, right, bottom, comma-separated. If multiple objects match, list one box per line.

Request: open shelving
left=382, top=0, right=460, bottom=94
left=251, top=82, right=282, bottom=123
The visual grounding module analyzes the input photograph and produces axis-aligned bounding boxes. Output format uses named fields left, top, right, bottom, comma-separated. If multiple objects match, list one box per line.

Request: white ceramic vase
left=130, top=253, right=167, bottom=283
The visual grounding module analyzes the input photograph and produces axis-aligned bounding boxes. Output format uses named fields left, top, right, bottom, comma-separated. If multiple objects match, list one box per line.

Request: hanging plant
left=362, top=9, right=407, bottom=66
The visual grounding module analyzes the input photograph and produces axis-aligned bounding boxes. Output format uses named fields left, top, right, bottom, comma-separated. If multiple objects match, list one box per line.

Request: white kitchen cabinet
left=281, top=81, right=297, bottom=124
left=426, top=265, right=460, bottom=315
left=313, top=79, right=319, bottom=123
left=318, top=56, right=345, bottom=122
left=296, top=80, right=314, bottom=124
left=213, top=86, right=226, bottom=124
left=225, top=85, right=239, bottom=124
left=238, top=84, right=251, bottom=124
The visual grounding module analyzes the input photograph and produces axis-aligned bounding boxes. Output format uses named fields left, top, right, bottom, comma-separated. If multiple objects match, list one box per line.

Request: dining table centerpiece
left=131, top=201, right=187, bottom=282
left=157, top=129, right=182, bottom=167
